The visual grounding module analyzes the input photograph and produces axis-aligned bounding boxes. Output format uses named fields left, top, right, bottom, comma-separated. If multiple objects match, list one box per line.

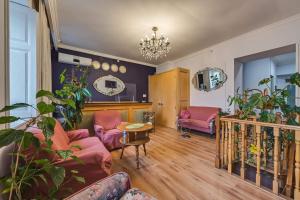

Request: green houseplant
left=228, top=73, right=300, bottom=168
left=0, top=90, right=84, bottom=200
left=55, top=66, right=92, bottom=130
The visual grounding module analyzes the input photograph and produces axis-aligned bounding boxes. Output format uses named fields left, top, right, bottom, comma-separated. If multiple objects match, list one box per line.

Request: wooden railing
left=215, top=115, right=300, bottom=199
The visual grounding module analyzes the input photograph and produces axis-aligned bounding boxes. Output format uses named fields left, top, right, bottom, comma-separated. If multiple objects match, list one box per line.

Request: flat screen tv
left=105, top=80, right=117, bottom=88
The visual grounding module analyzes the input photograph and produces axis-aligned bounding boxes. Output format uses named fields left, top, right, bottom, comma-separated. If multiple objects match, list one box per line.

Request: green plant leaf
left=0, top=116, right=20, bottom=124
left=64, top=99, right=76, bottom=109
left=73, top=176, right=85, bottom=184
left=36, top=90, right=54, bottom=98
left=0, top=129, right=24, bottom=147
left=70, top=155, right=84, bottom=165
left=59, top=69, right=66, bottom=84
left=37, top=102, right=55, bottom=115
left=70, top=145, right=82, bottom=150
left=22, top=132, right=36, bottom=149
left=0, top=103, right=31, bottom=112
left=258, top=76, right=273, bottom=86
left=82, top=88, right=91, bottom=97
left=37, top=117, right=56, bottom=139
left=289, top=72, right=300, bottom=86
left=47, top=166, right=65, bottom=189
left=56, top=150, right=73, bottom=160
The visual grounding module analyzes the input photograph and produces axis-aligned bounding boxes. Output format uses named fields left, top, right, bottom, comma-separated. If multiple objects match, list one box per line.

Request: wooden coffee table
left=118, top=123, right=153, bottom=169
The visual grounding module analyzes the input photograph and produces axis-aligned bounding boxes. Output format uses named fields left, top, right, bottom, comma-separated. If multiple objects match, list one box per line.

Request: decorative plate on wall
left=92, top=60, right=101, bottom=69
left=93, top=75, right=125, bottom=96
left=102, top=62, right=110, bottom=71
left=119, top=65, right=127, bottom=74
left=111, top=64, right=119, bottom=72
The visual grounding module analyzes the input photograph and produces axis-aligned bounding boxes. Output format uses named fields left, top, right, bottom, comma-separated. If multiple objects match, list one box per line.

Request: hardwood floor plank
left=111, top=126, right=283, bottom=200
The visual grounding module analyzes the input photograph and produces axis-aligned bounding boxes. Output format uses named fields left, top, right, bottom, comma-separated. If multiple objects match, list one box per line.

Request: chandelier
left=139, top=27, right=171, bottom=60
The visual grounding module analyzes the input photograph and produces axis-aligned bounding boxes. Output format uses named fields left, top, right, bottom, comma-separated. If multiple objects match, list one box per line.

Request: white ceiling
left=57, top=0, right=300, bottom=65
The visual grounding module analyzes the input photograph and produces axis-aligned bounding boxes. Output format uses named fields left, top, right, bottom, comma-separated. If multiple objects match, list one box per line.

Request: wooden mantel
left=82, top=102, right=152, bottom=123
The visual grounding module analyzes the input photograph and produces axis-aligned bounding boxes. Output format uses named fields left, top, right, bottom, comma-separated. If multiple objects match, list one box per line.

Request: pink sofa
left=178, top=106, right=220, bottom=135
left=94, top=110, right=123, bottom=151
left=27, top=121, right=112, bottom=197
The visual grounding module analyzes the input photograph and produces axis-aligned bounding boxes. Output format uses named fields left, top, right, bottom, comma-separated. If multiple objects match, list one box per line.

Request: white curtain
left=37, top=0, right=52, bottom=94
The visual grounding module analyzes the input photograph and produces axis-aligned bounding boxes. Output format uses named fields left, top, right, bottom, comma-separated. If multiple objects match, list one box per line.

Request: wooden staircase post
left=228, top=121, right=232, bottom=174
left=255, top=125, right=261, bottom=187
left=215, top=115, right=221, bottom=168
left=294, top=131, right=300, bottom=200
left=240, top=123, right=246, bottom=179
left=221, top=121, right=225, bottom=167
left=273, top=127, right=279, bottom=195
left=263, top=130, right=267, bottom=169
left=224, top=122, right=228, bottom=166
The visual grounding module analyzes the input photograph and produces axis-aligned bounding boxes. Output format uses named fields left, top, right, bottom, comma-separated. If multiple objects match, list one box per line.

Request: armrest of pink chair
left=66, top=129, right=89, bottom=142
left=94, top=124, right=104, bottom=137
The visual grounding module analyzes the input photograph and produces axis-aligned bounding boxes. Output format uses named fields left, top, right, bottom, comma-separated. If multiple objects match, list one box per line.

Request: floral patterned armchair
left=65, top=172, right=156, bottom=200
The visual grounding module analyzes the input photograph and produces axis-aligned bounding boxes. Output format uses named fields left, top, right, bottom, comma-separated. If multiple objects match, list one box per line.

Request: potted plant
left=0, top=90, right=84, bottom=199
left=55, top=65, right=92, bottom=130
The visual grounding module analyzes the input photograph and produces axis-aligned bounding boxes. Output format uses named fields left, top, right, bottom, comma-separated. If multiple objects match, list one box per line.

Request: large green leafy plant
left=228, top=73, right=300, bottom=125
left=55, top=66, right=91, bottom=130
left=0, top=90, right=84, bottom=200
left=228, top=73, right=300, bottom=166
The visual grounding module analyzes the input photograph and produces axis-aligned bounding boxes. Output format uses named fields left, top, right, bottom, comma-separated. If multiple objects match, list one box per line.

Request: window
left=9, top=1, right=37, bottom=127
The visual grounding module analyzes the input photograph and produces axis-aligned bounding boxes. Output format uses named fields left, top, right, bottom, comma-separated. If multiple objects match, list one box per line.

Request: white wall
left=243, top=58, right=271, bottom=90
left=158, top=14, right=300, bottom=111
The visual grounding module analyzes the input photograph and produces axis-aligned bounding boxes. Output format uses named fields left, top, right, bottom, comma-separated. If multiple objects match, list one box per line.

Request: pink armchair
left=27, top=121, right=112, bottom=197
left=178, top=106, right=220, bottom=135
left=94, top=110, right=124, bottom=151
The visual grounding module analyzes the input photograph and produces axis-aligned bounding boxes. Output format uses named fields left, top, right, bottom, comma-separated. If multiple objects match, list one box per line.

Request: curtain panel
left=37, top=0, right=52, bottom=95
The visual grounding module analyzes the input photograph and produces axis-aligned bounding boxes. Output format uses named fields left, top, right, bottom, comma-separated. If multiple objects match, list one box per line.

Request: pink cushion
left=28, top=121, right=70, bottom=151
left=52, top=121, right=70, bottom=150
left=180, top=110, right=191, bottom=119
left=94, top=110, right=122, bottom=130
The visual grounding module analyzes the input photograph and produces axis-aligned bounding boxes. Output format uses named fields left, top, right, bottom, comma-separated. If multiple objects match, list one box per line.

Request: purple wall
left=51, top=48, right=156, bottom=102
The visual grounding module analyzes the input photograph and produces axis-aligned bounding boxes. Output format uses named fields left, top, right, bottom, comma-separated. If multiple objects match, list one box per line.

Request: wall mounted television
left=105, top=80, right=117, bottom=88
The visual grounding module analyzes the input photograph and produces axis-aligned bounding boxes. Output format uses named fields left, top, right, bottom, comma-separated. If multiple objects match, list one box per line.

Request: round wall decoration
left=102, top=62, right=110, bottom=71
left=92, top=60, right=101, bottom=69
left=93, top=75, right=125, bottom=96
left=111, top=64, right=119, bottom=72
left=119, top=65, right=127, bottom=73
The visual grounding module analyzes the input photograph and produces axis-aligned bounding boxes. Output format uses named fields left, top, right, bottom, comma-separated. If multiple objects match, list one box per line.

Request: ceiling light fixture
left=139, top=26, right=171, bottom=60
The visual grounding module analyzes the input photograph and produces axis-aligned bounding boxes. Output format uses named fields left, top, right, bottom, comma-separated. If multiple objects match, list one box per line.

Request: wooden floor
left=111, top=126, right=283, bottom=200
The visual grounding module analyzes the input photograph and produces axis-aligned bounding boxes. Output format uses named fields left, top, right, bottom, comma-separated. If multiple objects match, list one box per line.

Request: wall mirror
left=192, top=67, right=227, bottom=92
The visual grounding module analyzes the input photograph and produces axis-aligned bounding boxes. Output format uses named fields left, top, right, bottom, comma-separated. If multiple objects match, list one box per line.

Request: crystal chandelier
left=139, top=27, right=171, bottom=60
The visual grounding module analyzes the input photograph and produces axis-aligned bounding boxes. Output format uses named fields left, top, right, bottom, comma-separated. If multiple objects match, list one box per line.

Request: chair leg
left=136, top=145, right=140, bottom=169
left=143, top=144, right=147, bottom=156
left=120, top=146, right=125, bottom=159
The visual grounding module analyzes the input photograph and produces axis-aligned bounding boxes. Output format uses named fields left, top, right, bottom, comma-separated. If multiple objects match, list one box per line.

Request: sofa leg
left=135, top=145, right=140, bottom=169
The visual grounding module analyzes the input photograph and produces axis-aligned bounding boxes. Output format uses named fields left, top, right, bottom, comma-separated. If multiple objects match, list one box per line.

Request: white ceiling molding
left=44, top=0, right=60, bottom=49
left=58, top=43, right=158, bottom=68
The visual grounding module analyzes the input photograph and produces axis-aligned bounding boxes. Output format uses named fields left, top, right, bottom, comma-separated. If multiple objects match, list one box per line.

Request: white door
left=9, top=1, right=37, bottom=126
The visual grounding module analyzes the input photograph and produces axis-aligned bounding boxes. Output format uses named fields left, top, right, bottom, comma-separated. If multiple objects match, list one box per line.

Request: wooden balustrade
left=215, top=115, right=300, bottom=199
